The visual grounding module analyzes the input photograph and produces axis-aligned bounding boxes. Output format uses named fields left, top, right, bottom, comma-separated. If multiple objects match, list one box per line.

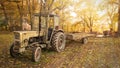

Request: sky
left=95, top=0, right=103, bottom=6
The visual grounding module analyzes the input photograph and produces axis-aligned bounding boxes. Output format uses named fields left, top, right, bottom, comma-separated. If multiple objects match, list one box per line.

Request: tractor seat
left=48, top=27, right=53, bottom=40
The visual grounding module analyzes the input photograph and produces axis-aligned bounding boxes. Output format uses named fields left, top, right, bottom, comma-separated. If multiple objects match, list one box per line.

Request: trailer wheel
left=81, top=37, right=88, bottom=44
left=10, top=44, right=19, bottom=58
left=32, top=47, right=41, bottom=62
left=51, top=32, right=66, bottom=52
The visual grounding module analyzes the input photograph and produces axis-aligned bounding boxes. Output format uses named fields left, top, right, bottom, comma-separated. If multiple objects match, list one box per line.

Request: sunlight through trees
left=0, top=0, right=119, bottom=35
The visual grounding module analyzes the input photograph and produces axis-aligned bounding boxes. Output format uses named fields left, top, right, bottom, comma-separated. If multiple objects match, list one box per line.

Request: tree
left=78, top=7, right=99, bottom=33
left=106, top=0, right=118, bottom=32
left=0, top=0, right=8, bottom=24
left=118, top=0, right=120, bottom=35
left=100, top=0, right=118, bottom=32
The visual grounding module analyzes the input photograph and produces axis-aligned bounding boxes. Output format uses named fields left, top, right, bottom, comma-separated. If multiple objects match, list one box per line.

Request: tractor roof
left=34, top=13, right=59, bottom=17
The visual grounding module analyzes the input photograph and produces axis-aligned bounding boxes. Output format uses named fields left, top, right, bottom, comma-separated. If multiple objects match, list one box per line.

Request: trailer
left=66, top=32, right=95, bottom=44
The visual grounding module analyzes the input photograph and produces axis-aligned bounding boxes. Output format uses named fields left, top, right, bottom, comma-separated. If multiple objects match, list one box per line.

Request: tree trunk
left=16, top=3, right=23, bottom=30
left=26, top=0, right=32, bottom=29
left=118, top=0, right=120, bottom=36
left=1, top=3, right=8, bottom=23
left=90, top=28, right=92, bottom=33
left=83, top=23, right=85, bottom=32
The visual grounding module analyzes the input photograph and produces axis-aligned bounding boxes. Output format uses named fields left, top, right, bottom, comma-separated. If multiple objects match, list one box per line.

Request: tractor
left=10, top=13, right=66, bottom=62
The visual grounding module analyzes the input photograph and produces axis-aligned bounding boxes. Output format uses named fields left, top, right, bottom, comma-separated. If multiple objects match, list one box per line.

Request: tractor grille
left=14, top=33, right=20, bottom=39
left=14, top=41, right=20, bottom=46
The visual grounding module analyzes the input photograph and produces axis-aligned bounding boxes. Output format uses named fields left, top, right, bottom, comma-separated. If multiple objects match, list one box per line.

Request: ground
left=0, top=32, right=120, bottom=68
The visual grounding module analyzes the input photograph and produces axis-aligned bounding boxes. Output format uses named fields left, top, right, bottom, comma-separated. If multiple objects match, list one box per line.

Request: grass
left=0, top=33, right=120, bottom=68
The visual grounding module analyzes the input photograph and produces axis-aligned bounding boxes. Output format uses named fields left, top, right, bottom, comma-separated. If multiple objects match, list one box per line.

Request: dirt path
left=43, top=38, right=120, bottom=68
left=0, top=34, right=120, bottom=68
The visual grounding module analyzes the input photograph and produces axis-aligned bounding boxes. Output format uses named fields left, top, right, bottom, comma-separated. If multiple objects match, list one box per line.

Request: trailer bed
left=66, top=33, right=95, bottom=41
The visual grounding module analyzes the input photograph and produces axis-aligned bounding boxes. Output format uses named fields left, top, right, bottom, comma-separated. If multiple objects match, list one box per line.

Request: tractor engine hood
left=14, top=31, right=38, bottom=35
left=14, top=31, right=39, bottom=36
left=13, top=31, right=39, bottom=41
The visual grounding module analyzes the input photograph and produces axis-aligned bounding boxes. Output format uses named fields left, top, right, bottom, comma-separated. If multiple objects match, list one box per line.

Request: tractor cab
left=32, top=13, right=59, bottom=31
left=31, top=13, right=61, bottom=43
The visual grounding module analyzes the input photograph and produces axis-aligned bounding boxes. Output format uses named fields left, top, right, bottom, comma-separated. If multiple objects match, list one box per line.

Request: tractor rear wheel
left=32, top=47, right=41, bottom=62
left=51, top=32, right=66, bottom=52
left=10, top=44, right=19, bottom=58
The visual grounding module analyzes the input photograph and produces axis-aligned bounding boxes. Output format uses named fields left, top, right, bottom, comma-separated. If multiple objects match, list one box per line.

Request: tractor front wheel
left=32, top=47, right=41, bottom=62
left=51, top=32, right=66, bottom=52
left=10, top=44, right=20, bottom=58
